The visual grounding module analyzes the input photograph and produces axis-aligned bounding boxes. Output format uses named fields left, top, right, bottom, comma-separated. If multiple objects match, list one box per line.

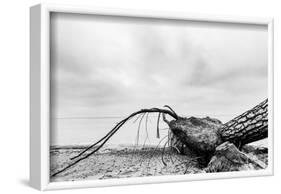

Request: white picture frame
left=30, top=3, right=274, bottom=191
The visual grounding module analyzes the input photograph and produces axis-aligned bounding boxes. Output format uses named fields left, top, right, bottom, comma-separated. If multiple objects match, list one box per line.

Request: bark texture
left=219, top=99, right=268, bottom=147
left=168, top=99, right=268, bottom=166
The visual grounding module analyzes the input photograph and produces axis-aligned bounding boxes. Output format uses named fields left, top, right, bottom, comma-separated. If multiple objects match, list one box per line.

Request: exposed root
left=164, top=105, right=178, bottom=119
left=136, top=113, right=146, bottom=146
left=156, top=112, right=161, bottom=139
left=161, top=141, right=168, bottom=166
left=147, top=135, right=169, bottom=168
left=51, top=107, right=177, bottom=177
left=142, top=113, right=151, bottom=147
left=133, top=113, right=143, bottom=124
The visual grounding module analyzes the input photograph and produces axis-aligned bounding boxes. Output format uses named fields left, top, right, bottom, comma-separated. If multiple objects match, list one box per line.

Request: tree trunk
left=219, top=99, right=268, bottom=147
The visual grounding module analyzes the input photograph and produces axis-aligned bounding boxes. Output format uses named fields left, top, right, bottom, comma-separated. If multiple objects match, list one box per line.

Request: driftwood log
left=51, top=99, right=268, bottom=177
left=220, top=99, right=268, bottom=146
left=167, top=99, right=268, bottom=164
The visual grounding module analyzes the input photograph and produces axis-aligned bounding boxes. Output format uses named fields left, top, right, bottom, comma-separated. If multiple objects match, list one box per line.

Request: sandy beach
left=50, top=144, right=267, bottom=182
left=50, top=145, right=204, bottom=182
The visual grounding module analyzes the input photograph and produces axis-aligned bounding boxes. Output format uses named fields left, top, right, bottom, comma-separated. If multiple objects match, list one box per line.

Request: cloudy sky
left=50, top=13, right=268, bottom=146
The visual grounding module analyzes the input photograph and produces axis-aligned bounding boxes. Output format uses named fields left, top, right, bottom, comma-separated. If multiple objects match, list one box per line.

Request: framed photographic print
left=30, top=4, right=274, bottom=191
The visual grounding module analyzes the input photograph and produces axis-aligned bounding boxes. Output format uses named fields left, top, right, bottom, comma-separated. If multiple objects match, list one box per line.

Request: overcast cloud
left=50, top=13, right=268, bottom=146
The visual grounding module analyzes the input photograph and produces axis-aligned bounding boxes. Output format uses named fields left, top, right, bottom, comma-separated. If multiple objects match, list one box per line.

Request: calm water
left=51, top=116, right=170, bottom=146
left=50, top=115, right=268, bottom=147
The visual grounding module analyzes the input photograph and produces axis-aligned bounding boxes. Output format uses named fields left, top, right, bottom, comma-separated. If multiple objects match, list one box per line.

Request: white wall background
left=0, top=0, right=279, bottom=193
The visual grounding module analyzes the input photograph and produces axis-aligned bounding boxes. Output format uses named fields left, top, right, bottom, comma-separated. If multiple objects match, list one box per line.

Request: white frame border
left=30, top=3, right=274, bottom=191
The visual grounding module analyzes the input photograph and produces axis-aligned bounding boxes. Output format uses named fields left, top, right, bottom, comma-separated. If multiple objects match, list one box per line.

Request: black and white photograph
left=49, top=12, right=269, bottom=182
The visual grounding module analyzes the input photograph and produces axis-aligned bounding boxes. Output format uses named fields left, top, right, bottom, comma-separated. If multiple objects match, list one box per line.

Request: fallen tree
left=167, top=99, right=268, bottom=164
left=220, top=99, right=268, bottom=146
left=51, top=99, right=268, bottom=177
